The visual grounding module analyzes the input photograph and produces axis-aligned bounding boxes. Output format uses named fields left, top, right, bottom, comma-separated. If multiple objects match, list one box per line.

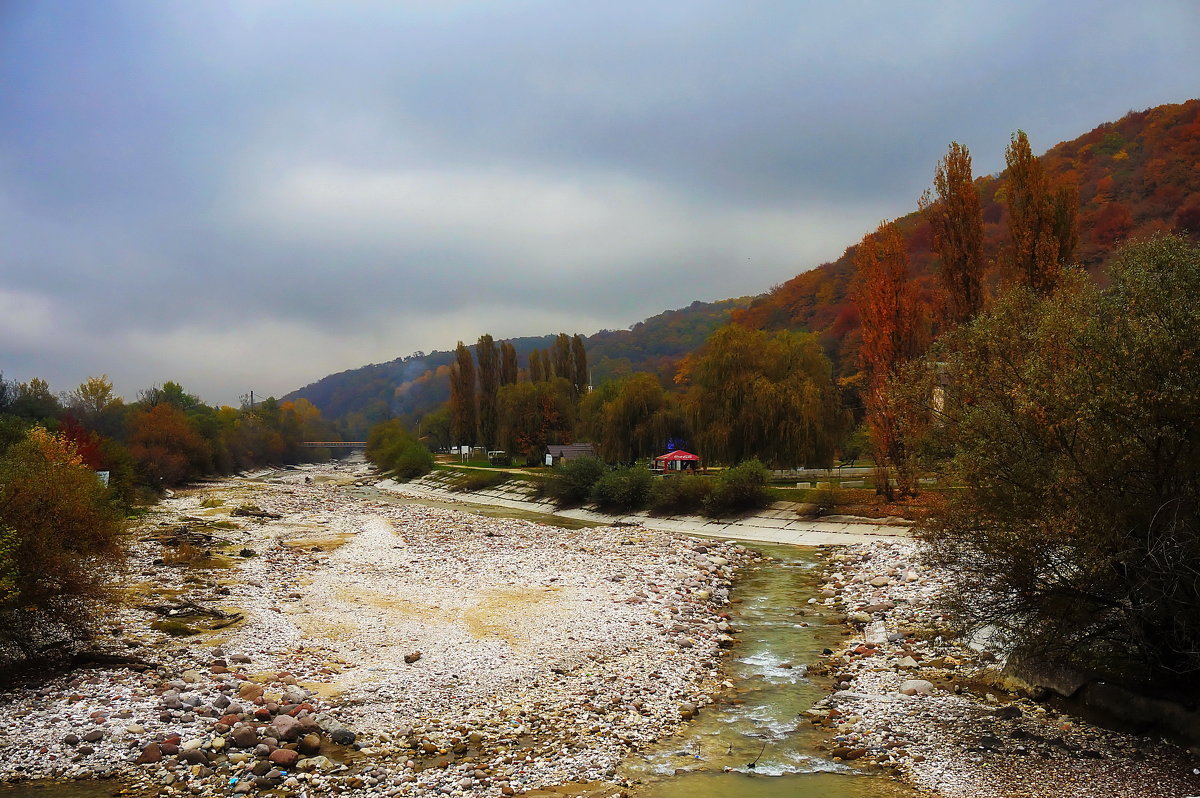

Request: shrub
left=488, top=452, right=513, bottom=466
left=0, top=427, right=127, bottom=657
left=544, top=456, right=606, bottom=507
left=449, top=470, right=511, bottom=492
left=703, top=458, right=773, bottom=517
left=913, top=235, right=1200, bottom=687
left=590, top=466, right=654, bottom=512
left=648, top=474, right=713, bottom=516
left=366, top=420, right=433, bottom=481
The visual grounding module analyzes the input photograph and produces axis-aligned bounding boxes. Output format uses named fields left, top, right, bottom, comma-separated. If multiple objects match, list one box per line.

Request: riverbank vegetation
left=906, top=234, right=1200, bottom=690
left=365, top=419, right=433, bottom=480
left=0, top=377, right=342, bottom=666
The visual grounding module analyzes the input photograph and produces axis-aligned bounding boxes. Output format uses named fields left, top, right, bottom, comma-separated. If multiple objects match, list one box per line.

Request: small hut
left=652, top=450, right=702, bottom=475
left=545, top=443, right=598, bottom=466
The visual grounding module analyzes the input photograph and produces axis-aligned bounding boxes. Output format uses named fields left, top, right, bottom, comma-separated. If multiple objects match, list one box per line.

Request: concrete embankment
left=378, top=472, right=911, bottom=547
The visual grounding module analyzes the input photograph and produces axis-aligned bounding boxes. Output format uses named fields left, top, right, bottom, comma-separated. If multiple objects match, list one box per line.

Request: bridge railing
left=299, top=441, right=367, bottom=448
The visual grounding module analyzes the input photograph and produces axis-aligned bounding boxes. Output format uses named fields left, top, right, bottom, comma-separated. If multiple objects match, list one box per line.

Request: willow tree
left=921, top=142, right=985, bottom=326
left=497, top=378, right=576, bottom=464
left=476, top=334, right=499, bottom=449
left=1005, top=130, right=1079, bottom=294
left=449, top=341, right=476, bottom=447
left=682, top=325, right=843, bottom=468
left=577, top=373, right=689, bottom=463
left=852, top=221, right=928, bottom=498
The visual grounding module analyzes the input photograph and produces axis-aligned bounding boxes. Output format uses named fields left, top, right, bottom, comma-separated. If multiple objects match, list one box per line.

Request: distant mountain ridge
left=283, top=298, right=749, bottom=432
left=287, top=99, right=1200, bottom=429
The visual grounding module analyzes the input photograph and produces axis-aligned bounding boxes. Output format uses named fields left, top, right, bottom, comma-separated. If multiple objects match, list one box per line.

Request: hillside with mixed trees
left=734, top=99, right=1200, bottom=375
left=284, top=298, right=749, bottom=437
left=288, top=99, right=1200, bottom=445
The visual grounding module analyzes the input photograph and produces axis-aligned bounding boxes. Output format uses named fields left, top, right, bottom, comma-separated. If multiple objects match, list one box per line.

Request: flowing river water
left=621, top=543, right=912, bottom=798
left=0, top=489, right=913, bottom=798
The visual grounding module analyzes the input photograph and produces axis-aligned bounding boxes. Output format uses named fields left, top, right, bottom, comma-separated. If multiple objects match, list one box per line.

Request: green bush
left=914, top=235, right=1200, bottom=685
left=449, top=469, right=511, bottom=492
left=590, top=466, right=654, bottom=512
left=703, top=458, right=773, bottom=517
left=545, top=456, right=606, bottom=507
left=365, top=420, right=434, bottom=481
left=648, top=474, right=714, bottom=516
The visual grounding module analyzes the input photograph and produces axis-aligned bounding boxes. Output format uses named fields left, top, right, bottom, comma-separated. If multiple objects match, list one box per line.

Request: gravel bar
left=0, top=459, right=750, bottom=797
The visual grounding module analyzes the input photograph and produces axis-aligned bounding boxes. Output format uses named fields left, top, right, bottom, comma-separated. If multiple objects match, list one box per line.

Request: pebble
left=0, top=458, right=750, bottom=798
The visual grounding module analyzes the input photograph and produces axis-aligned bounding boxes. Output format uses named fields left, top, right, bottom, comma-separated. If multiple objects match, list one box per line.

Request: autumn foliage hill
left=284, top=298, right=748, bottom=435
left=733, top=99, right=1200, bottom=374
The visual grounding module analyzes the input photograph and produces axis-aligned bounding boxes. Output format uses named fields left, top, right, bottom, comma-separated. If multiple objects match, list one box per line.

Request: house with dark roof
left=544, top=443, right=598, bottom=466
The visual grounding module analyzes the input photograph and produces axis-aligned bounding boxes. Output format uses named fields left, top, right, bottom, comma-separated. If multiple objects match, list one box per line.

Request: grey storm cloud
left=1, top=0, right=1198, bottom=404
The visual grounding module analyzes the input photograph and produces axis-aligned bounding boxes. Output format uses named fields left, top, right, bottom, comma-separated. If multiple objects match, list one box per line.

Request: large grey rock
left=900, top=679, right=936, bottom=696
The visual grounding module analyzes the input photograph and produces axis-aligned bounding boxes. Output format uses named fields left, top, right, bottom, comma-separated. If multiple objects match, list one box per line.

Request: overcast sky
left=2, top=1, right=1198, bottom=405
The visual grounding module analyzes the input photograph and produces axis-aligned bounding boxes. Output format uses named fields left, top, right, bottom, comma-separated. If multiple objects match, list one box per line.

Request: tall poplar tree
left=853, top=221, right=927, bottom=499
left=449, top=341, right=477, bottom=447
left=552, top=334, right=572, bottom=380
left=571, top=334, right=589, bottom=396
left=529, top=350, right=544, bottom=383
left=921, top=142, right=985, bottom=326
left=1005, top=130, right=1079, bottom=294
left=476, top=334, right=499, bottom=449
left=499, top=342, right=518, bottom=386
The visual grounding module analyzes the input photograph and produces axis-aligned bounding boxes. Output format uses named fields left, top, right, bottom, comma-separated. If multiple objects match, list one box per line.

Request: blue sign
left=666, top=438, right=687, bottom=452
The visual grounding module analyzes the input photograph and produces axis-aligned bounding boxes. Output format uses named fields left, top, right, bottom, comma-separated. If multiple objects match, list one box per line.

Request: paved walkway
left=378, top=476, right=911, bottom=547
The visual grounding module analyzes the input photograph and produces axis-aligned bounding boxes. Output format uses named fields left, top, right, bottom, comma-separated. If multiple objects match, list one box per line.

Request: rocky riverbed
left=0, top=460, right=751, bottom=797
left=807, top=540, right=1200, bottom=798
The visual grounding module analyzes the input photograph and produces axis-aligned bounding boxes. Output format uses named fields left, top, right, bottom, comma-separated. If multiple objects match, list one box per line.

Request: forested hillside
left=289, top=100, right=1199, bottom=432
left=734, top=100, right=1200, bottom=374
left=284, top=298, right=748, bottom=434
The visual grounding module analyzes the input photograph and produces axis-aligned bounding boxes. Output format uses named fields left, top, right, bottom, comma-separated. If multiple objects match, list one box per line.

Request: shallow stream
left=621, top=544, right=912, bottom=798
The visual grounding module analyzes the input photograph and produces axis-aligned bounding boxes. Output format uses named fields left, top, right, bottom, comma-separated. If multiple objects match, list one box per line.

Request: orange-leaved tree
left=920, top=142, right=985, bottom=327
left=1005, top=130, right=1079, bottom=294
left=0, top=426, right=126, bottom=656
left=852, top=221, right=928, bottom=499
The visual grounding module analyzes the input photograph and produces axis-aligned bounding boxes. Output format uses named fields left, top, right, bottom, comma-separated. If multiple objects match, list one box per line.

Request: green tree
left=499, top=341, right=519, bottom=386
left=571, top=334, right=589, bottom=396
left=552, top=333, right=572, bottom=379
left=683, top=325, right=843, bottom=468
left=366, top=419, right=433, bottom=480
left=449, top=341, right=477, bottom=447
left=529, top=350, right=545, bottom=383
left=916, top=234, right=1200, bottom=685
left=420, top=405, right=452, bottom=452
left=577, top=373, right=689, bottom=463
left=497, top=378, right=576, bottom=464
left=476, top=334, right=499, bottom=449
left=10, top=377, right=60, bottom=420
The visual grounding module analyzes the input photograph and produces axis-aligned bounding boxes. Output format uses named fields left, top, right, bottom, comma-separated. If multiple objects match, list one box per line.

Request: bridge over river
left=299, top=441, right=367, bottom=449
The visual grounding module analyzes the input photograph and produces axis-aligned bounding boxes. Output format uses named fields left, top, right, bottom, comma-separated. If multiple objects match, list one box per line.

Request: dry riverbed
left=0, top=460, right=750, bottom=797
left=808, top=540, right=1200, bottom=798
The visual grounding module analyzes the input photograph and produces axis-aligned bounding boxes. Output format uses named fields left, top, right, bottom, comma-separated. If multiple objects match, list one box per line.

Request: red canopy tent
left=653, top=450, right=702, bottom=473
